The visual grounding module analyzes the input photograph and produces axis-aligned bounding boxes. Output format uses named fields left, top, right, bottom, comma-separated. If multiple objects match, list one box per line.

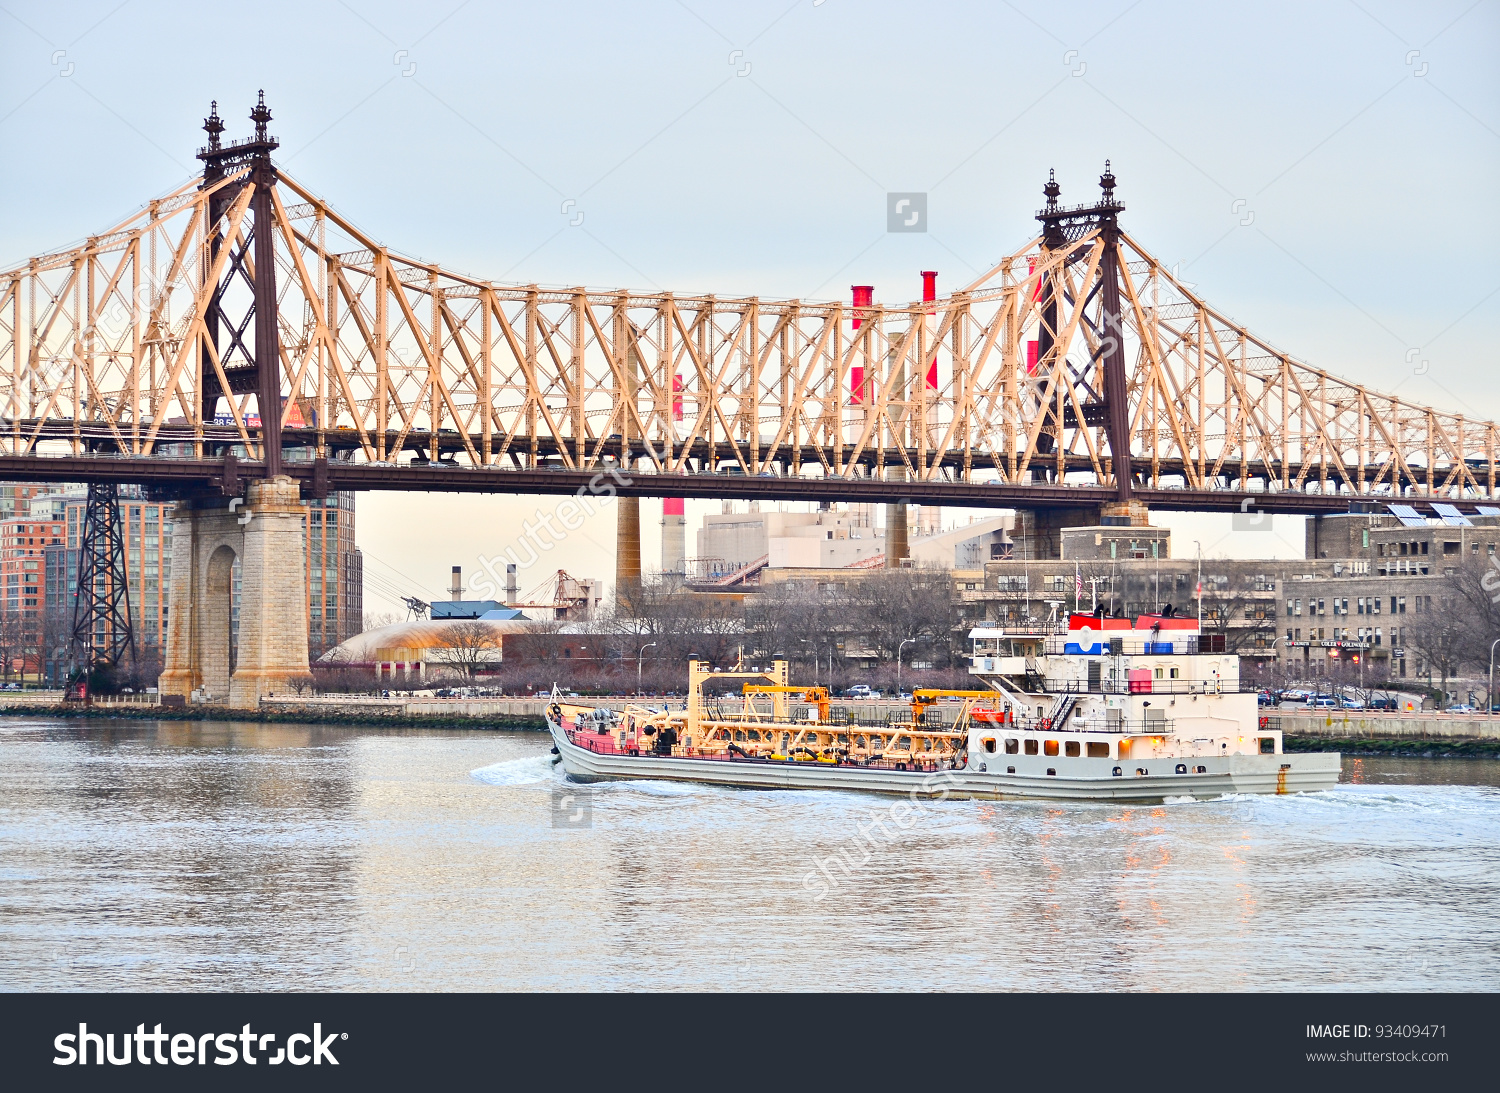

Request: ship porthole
left=1136, top=767, right=1148, bottom=776
left=1175, top=763, right=1187, bottom=774
left=1046, top=768, right=1056, bottom=776
left=1112, top=766, right=1122, bottom=777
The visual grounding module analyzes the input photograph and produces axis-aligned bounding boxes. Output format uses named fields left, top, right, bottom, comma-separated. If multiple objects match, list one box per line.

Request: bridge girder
left=1, top=140, right=1495, bottom=509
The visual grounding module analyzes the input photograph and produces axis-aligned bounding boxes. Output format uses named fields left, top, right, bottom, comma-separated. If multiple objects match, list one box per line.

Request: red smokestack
left=921, top=271, right=938, bottom=390
left=851, top=285, right=873, bottom=330
left=851, top=285, right=874, bottom=404
left=663, top=498, right=684, bottom=516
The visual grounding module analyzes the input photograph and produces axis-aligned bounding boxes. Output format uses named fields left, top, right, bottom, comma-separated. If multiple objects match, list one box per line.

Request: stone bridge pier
left=159, top=475, right=311, bottom=708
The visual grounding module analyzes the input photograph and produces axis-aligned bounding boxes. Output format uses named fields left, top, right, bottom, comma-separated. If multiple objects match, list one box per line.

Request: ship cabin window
left=1259, top=737, right=1276, bottom=754
left=1087, top=742, right=1110, bottom=758
left=1005, top=738, right=1019, bottom=754
left=1024, top=739, right=1039, bottom=755
left=1064, top=741, right=1080, bottom=757
left=982, top=737, right=997, bottom=754
left=1153, top=667, right=1164, bottom=680
left=1169, top=667, right=1180, bottom=679
left=1043, top=740, right=1059, bottom=757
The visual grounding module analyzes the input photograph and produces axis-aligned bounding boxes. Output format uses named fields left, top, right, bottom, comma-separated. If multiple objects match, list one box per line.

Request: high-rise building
left=305, top=492, right=364, bottom=658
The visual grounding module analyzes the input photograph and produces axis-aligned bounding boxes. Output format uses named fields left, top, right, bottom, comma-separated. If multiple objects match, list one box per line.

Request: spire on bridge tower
left=251, top=89, right=272, bottom=142
left=1100, top=159, right=1116, bottom=201
left=203, top=101, right=224, bottom=152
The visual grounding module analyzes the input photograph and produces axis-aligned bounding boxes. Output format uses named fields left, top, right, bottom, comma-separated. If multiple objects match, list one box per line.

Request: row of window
left=980, top=737, right=1114, bottom=758
left=1289, top=595, right=1429, bottom=617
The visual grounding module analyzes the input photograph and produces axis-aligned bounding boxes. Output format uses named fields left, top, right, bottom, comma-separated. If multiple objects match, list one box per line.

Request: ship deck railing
left=1038, top=636, right=1229, bottom=656
left=977, top=676, right=1245, bottom=696
left=561, top=726, right=963, bottom=772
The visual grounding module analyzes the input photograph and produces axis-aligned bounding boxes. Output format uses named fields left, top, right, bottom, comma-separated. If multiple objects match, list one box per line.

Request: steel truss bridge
left=2, top=98, right=1495, bottom=517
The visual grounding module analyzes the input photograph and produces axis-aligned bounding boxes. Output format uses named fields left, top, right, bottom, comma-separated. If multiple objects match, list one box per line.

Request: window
left=1398, top=597, right=1406, bottom=614
left=1086, top=742, right=1110, bottom=758
left=1043, top=740, right=1059, bottom=756
left=1064, top=741, right=1080, bottom=757
left=1022, top=739, right=1039, bottom=755
left=1259, top=737, right=1275, bottom=754
left=982, top=737, right=996, bottom=754
left=1421, top=541, right=1428, bottom=555
left=1004, top=738, right=1019, bottom=754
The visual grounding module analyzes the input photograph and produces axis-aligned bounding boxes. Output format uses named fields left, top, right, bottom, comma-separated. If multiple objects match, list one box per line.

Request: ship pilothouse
left=966, top=609, right=1278, bottom=777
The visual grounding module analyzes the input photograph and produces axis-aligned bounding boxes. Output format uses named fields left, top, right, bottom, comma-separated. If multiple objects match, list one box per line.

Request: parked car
left=1341, top=697, right=1366, bottom=709
left=845, top=685, right=873, bottom=699
left=1368, top=696, right=1396, bottom=710
left=1444, top=704, right=1476, bottom=714
left=1282, top=689, right=1311, bottom=702
left=1257, top=691, right=1276, bottom=706
left=1306, top=695, right=1338, bottom=709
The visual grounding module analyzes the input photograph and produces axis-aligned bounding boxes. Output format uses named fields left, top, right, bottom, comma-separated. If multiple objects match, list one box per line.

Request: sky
left=2, top=0, right=1497, bottom=613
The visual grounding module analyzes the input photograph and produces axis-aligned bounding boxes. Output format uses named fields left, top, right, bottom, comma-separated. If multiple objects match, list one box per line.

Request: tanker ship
left=545, top=611, right=1339, bottom=801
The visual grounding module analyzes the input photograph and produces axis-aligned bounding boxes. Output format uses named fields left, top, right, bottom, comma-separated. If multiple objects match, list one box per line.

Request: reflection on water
left=2, top=719, right=1497, bottom=991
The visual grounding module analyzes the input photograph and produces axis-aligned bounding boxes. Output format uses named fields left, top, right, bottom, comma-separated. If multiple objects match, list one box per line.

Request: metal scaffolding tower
left=70, top=483, right=136, bottom=678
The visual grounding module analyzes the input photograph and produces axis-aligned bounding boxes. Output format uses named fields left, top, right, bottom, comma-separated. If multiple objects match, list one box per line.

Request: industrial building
left=685, top=501, right=1013, bottom=586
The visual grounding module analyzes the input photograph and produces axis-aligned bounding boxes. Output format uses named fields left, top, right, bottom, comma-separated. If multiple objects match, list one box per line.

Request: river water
left=2, top=717, right=1497, bottom=992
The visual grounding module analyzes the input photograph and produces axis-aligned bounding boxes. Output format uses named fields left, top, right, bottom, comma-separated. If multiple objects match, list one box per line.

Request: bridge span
left=2, top=97, right=1494, bottom=705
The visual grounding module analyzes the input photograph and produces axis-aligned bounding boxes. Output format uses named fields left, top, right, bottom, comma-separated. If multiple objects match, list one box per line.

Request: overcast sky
left=3, top=1, right=1497, bottom=612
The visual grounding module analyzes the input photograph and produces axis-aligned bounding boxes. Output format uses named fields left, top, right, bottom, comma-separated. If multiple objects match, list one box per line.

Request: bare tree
left=0, top=609, right=25, bottom=683
left=1198, top=584, right=1260, bottom=654
left=427, top=621, right=501, bottom=681
left=1440, top=555, right=1500, bottom=673
left=1403, top=598, right=1469, bottom=701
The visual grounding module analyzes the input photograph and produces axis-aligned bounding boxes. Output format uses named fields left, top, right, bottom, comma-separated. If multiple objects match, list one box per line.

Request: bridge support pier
left=1012, top=506, right=1103, bottom=559
left=159, top=476, right=310, bottom=708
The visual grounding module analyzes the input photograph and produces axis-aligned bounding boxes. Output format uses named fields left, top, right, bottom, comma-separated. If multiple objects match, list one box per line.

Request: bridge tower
left=68, top=483, right=136, bottom=689
left=158, top=95, right=310, bottom=707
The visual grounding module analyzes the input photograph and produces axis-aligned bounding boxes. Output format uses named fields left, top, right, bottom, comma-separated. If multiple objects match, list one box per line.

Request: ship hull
left=547, top=716, right=1341, bottom=802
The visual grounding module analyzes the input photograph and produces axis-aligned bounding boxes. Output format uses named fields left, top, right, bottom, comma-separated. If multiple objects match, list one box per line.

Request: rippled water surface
left=2, top=718, right=1498, bottom=991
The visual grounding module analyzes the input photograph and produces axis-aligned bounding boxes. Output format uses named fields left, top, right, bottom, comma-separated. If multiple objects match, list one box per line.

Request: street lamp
left=1193, top=540, right=1203, bottom=627
left=898, top=637, right=916, bottom=696
left=1489, top=638, right=1500, bottom=718
left=636, top=642, right=657, bottom=697
left=800, top=638, right=815, bottom=686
